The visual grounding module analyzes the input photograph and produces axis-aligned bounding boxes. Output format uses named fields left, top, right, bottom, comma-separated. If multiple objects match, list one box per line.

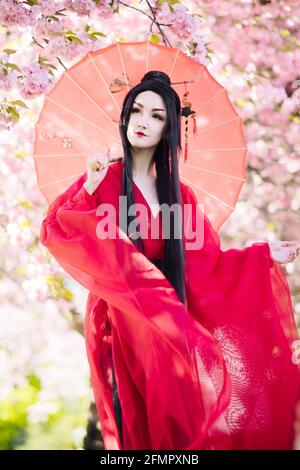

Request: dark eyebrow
left=133, top=101, right=166, bottom=112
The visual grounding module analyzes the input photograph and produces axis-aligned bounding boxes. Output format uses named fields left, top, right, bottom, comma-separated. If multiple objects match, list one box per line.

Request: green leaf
left=67, top=36, right=83, bottom=45
left=10, top=100, right=29, bottom=109
left=61, top=288, right=74, bottom=301
left=49, top=32, right=63, bottom=38
left=279, top=29, right=290, bottom=37
left=88, top=32, right=107, bottom=42
left=6, top=107, right=20, bottom=123
left=27, top=373, right=42, bottom=391
left=90, top=32, right=106, bottom=37
left=23, top=0, right=38, bottom=6
left=3, top=49, right=17, bottom=55
left=156, top=0, right=180, bottom=6
left=6, top=63, right=22, bottom=73
left=18, top=200, right=33, bottom=208
left=150, top=34, right=160, bottom=44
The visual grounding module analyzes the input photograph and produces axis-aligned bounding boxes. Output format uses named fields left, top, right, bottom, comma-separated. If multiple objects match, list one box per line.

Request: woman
left=40, top=71, right=300, bottom=450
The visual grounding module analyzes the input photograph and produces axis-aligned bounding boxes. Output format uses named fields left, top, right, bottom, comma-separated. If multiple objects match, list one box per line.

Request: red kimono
left=40, top=160, right=300, bottom=450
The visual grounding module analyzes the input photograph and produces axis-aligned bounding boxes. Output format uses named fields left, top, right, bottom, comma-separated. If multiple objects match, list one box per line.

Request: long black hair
left=118, top=70, right=186, bottom=304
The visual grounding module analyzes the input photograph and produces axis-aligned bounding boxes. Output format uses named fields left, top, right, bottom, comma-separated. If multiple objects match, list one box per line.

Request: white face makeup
left=126, top=90, right=167, bottom=149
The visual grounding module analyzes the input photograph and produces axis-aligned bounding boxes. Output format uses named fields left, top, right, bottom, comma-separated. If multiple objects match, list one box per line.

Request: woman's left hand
left=268, top=241, right=300, bottom=264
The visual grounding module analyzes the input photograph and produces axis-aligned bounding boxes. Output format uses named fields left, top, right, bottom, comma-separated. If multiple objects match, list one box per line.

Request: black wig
left=118, top=70, right=186, bottom=304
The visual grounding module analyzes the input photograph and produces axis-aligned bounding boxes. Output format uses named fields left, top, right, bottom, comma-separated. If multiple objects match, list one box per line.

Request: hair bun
left=141, top=71, right=171, bottom=87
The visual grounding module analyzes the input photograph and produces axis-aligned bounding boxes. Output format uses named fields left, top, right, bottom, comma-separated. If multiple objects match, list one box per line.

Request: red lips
left=135, top=131, right=147, bottom=136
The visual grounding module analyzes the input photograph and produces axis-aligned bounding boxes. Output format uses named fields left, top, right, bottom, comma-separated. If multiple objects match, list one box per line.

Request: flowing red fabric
left=40, top=161, right=300, bottom=450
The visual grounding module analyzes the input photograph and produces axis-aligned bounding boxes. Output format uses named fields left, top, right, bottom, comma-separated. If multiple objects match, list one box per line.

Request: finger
left=87, top=155, right=108, bottom=171
left=87, top=153, right=109, bottom=163
left=87, top=154, right=101, bottom=163
left=91, top=160, right=107, bottom=172
left=97, top=153, right=110, bottom=167
left=91, top=161, right=101, bottom=171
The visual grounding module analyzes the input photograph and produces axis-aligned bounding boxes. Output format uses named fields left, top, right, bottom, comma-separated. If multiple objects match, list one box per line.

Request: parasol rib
left=41, top=98, right=119, bottom=142
left=180, top=175, right=236, bottom=210
left=62, top=71, right=119, bottom=126
left=182, top=164, right=247, bottom=182
left=195, top=116, right=242, bottom=137
left=87, top=51, right=121, bottom=114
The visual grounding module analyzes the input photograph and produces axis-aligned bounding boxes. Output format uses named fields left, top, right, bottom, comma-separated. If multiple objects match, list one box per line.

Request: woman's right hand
left=83, top=148, right=110, bottom=195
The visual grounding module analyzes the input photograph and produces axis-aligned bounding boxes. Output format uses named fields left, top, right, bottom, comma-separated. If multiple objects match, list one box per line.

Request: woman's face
left=126, top=90, right=167, bottom=149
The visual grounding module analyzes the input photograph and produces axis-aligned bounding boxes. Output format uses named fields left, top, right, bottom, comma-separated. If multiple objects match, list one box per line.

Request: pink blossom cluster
left=0, top=98, right=16, bottom=130
left=45, top=29, right=102, bottom=60
left=0, top=51, right=19, bottom=93
left=94, top=0, right=114, bottom=19
left=0, top=0, right=68, bottom=27
left=156, top=3, right=200, bottom=42
left=0, top=0, right=37, bottom=26
left=65, top=0, right=96, bottom=16
left=154, top=3, right=207, bottom=64
left=34, top=14, right=69, bottom=37
left=65, top=0, right=114, bottom=18
left=188, top=34, right=209, bottom=66
left=18, top=62, right=54, bottom=99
